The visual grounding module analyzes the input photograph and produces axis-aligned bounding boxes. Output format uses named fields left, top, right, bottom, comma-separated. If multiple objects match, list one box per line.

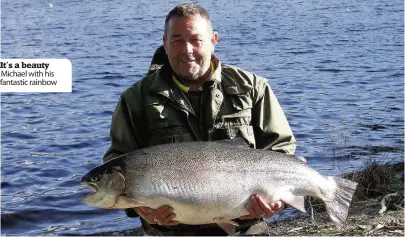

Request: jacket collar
left=149, top=64, right=192, bottom=113
left=150, top=55, right=253, bottom=96
left=149, top=63, right=175, bottom=97
left=212, top=56, right=253, bottom=95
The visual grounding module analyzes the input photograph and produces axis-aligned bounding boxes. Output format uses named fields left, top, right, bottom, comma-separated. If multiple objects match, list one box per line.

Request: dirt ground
left=265, top=161, right=404, bottom=236
left=266, top=198, right=404, bottom=236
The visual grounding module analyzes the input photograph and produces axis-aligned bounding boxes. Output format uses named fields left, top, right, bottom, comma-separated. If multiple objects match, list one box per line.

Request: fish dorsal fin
left=216, top=137, right=252, bottom=149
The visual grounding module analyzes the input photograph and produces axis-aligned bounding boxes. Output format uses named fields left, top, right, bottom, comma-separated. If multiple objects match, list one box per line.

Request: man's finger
left=139, top=206, right=153, bottom=213
left=164, top=220, right=181, bottom=226
left=270, top=201, right=284, bottom=215
left=249, top=195, right=265, bottom=216
left=159, top=211, right=176, bottom=223
left=245, top=199, right=260, bottom=217
left=255, top=195, right=272, bottom=214
left=161, top=213, right=177, bottom=224
left=153, top=206, right=173, bottom=223
left=269, top=201, right=284, bottom=210
left=152, top=205, right=171, bottom=219
left=135, top=207, right=147, bottom=216
left=135, top=207, right=156, bottom=224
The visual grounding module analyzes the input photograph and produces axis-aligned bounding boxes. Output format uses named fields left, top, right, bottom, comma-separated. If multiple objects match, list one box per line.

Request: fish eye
left=90, top=176, right=99, bottom=182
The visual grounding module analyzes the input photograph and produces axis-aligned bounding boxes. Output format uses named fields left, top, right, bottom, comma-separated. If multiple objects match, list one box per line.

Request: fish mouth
left=80, top=182, right=99, bottom=204
left=81, top=181, right=98, bottom=192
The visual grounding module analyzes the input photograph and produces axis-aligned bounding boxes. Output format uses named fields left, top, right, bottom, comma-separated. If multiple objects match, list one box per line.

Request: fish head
left=80, top=163, right=126, bottom=209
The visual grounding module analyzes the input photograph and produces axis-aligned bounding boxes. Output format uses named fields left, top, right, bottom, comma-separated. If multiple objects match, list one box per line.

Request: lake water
left=1, top=0, right=403, bottom=235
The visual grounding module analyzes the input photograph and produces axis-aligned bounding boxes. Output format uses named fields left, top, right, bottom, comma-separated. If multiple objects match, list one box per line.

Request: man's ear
left=211, top=31, right=219, bottom=46
left=211, top=31, right=219, bottom=54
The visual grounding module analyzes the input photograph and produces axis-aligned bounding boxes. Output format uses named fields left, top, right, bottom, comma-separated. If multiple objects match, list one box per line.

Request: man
left=103, top=3, right=296, bottom=236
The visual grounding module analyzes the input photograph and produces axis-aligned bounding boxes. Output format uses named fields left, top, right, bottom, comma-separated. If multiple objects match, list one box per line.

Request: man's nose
left=183, top=41, right=194, bottom=54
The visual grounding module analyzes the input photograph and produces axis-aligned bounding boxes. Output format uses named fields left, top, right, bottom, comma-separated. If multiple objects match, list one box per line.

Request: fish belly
left=128, top=170, right=282, bottom=224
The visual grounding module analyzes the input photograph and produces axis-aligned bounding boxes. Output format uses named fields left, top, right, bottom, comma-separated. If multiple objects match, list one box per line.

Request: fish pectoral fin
left=114, top=196, right=145, bottom=208
left=80, top=192, right=117, bottom=209
left=81, top=192, right=103, bottom=205
left=111, top=171, right=126, bottom=193
left=214, top=217, right=239, bottom=235
left=281, top=195, right=306, bottom=213
left=213, top=217, right=239, bottom=225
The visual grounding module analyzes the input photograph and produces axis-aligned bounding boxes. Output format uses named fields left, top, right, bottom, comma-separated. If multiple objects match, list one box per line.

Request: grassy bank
left=266, top=161, right=404, bottom=236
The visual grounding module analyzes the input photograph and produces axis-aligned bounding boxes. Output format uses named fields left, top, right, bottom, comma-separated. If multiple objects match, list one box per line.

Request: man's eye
left=192, top=39, right=203, bottom=45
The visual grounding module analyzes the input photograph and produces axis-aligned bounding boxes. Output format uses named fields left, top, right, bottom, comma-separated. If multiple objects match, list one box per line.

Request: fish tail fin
left=324, top=177, right=358, bottom=231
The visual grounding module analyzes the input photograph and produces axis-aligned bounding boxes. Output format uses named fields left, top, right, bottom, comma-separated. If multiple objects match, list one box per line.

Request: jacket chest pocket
left=144, top=102, right=192, bottom=145
left=212, top=95, right=255, bottom=146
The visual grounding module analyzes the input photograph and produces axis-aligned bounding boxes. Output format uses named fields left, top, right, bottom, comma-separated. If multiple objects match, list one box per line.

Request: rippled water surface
left=1, top=0, right=403, bottom=235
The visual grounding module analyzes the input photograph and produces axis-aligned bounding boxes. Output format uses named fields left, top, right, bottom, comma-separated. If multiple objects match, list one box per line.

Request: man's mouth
left=180, top=57, right=196, bottom=63
left=182, top=60, right=195, bottom=63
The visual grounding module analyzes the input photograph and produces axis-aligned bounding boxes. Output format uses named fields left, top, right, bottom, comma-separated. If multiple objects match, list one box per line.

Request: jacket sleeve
left=103, top=91, right=147, bottom=218
left=103, top=96, right=144, bottom=162
left=252, top=78, right=296, bottom=154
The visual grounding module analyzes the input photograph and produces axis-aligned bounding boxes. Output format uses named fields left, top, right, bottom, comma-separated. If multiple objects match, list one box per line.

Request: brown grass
left=343, top=160, right=404, bottom=201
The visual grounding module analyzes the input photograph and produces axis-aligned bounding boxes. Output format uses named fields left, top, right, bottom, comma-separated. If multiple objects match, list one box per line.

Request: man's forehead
left=170, top=32, right=203, bottom=38
left=167, top=15, right=210, bottom=34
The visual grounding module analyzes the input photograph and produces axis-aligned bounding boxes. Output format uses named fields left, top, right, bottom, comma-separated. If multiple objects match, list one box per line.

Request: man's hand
left=239, top=194, right=284, bottom=220
left=135, top=206, right=180, bottom=226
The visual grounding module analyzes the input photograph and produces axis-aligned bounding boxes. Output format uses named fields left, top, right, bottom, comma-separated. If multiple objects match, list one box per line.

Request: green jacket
left=104, top=61, right=296, bottom=161
left=103, top=46, right=296, bottom=235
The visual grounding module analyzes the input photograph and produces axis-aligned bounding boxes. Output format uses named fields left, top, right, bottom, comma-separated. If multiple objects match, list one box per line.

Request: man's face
left=163, top=15, right=218, bottom=81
